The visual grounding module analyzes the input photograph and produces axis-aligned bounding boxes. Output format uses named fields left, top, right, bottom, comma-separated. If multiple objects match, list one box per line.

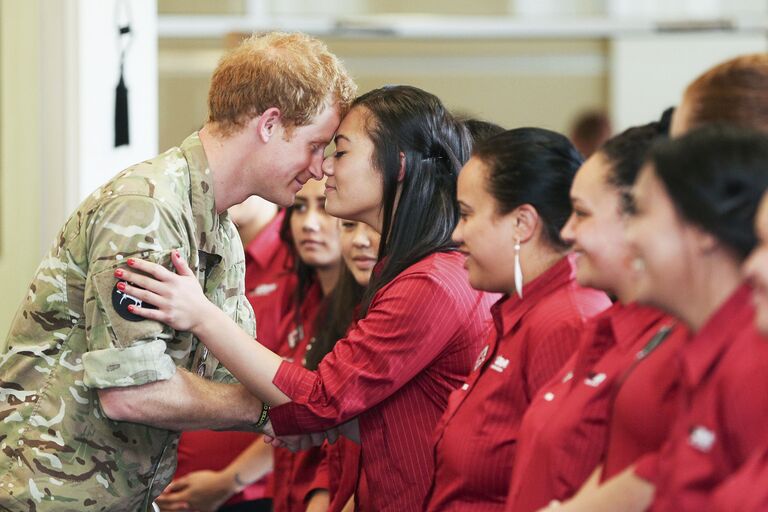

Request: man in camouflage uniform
left=0, top=32, right=355, bottom=512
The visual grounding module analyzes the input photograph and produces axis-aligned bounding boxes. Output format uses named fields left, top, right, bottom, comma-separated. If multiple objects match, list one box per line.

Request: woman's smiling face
left=321, top=106, right=385, bottom=232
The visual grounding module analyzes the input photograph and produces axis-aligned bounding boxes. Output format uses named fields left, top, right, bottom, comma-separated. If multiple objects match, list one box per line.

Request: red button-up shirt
left=601, top=322, right=688, bottom=481
left=711, top=447, right=768, bottom=512
left=244, top=210, right=295, bottom=351
left=269, top=251, right=497, bottom=511
left=506, top=302, right=673, bottom=511
left=637, top=284, right=768, bottom=512
left=425, top=256, right=611, bottom=512
left=325, top=437, right=365, bottom=512
left=174, top=212, right=294, bottom=505
left=270, top=283, right=330, bottom=511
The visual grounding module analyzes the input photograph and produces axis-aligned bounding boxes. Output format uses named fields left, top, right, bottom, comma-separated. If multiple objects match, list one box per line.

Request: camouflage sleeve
left=81, top=195, right=189, bottom=389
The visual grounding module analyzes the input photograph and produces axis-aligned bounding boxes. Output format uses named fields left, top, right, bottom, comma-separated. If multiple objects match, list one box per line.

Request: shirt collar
left=181, top=132, right=222, bottom=256
left=608, top=302, right=668, bottom=351
left=246, top=209, right=287, bottom=268
left=683, top=282, right=755, bottom=388
left=491, top=254, right=576, bottom=337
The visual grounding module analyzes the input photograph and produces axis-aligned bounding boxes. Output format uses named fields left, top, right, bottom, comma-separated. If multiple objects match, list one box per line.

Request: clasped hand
left=114, top=251, right=212, bottom=332
left=264, top=419, right=360, bottom=452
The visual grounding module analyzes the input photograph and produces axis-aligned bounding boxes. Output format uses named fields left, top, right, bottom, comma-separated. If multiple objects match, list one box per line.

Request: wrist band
left=255, top=402, right=270, bottom=430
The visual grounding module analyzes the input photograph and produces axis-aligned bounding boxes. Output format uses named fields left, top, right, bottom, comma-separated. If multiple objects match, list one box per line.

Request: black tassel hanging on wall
left=114, top=1, right=132, bottom=147
left=115, top=56, right=129, bottom=147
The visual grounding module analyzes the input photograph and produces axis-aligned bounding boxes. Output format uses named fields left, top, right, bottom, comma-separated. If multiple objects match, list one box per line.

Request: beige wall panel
left=159, top=0, right=245, bottom=15
left=366, top=0, right=508, bottom=15
left=0, top=0, right=43, bottom=339
left=159, top=37, right=607, bottom=146
left=349, top=73, right=606, bottom=132
left=159, top=75, right=211, bottom=150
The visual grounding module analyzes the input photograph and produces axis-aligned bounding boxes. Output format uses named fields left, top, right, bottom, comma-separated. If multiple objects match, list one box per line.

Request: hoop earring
left=514, top=239, right=523, bottom=298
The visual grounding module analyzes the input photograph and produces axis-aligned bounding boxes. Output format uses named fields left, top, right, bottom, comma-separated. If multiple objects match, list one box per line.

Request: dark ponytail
left=473, top=127, right=583, bottom=250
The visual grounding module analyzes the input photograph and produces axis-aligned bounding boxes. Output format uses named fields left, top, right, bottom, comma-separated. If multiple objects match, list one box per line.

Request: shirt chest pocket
left=189, top=294, right=254, bottom=380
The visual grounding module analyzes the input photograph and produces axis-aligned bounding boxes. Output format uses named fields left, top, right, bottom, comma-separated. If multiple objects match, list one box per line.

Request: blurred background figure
left=569, top=110, right=612, bottom=158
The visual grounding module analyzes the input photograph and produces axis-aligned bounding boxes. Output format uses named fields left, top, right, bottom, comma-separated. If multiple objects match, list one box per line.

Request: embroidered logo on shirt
left=287, top=325, right=304, bottom=349
left=490, top=355, right=510, bottom=373
left=251, top=283, right=278, bottom=297
left=688, top=425, right=716, bottom=452
left=473, top=345, right=490, bottom=371
left=584, top=372, right=607, bottom=387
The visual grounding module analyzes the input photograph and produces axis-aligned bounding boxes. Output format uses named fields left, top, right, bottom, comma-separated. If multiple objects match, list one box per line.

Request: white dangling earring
left=514, top=239, right=523, bottom=298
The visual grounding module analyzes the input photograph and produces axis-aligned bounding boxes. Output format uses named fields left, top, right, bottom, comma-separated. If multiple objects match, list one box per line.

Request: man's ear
left=256, top=107, right=282, bottom=143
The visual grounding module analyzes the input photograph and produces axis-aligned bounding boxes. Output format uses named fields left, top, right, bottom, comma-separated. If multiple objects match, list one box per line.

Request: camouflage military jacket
left=0, top=133, right=255, bottom=511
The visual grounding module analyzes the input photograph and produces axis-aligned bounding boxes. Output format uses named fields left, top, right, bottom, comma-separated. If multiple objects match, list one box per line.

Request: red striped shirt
left=269, top=251, right=497, bottom=511
left=506, top=303, right=671, bottom=511
left=638, top=284, right=768, bottom=512
left=425, top=256, right=610, bottom=511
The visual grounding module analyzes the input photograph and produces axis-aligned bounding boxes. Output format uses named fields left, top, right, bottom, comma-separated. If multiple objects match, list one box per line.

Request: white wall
left=77, top=0, right=158, bottom=201
left=610, top=33, right=768, bottom=130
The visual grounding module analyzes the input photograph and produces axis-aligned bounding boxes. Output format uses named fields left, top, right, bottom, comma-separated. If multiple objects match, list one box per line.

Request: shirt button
left=544, top=392, right=555, bottom=401
left=17, top=440, right=23, bottom=446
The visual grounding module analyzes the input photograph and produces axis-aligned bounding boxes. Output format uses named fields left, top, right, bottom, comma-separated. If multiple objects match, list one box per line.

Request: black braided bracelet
left=255, top=402, right=270, bottom=430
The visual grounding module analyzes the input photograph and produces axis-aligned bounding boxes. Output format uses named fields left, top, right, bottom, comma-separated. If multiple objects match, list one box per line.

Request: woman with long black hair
left=115, top=85, right=496, bottom=511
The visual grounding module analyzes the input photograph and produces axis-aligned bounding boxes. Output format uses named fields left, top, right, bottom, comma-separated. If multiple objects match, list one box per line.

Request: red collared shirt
left=601, top=322, right=688, bottom=480
left=270, top=283, right=330, bottom=512
left=269, top=251, right=498, bottom=511
left=174, top=213, right=293, bottom=506
left=174, top=430, right=268, bottom=505
left=506, top=302, right=673, bottom=511
left=636, top=284, right=768, bottom=512
left=425, top=256, right=611, bottom=512
left=711, top=447, right=768, bottom=512
left=245, top=210, right=296, bottom=351
left=325, top=437, right=365, bottom=512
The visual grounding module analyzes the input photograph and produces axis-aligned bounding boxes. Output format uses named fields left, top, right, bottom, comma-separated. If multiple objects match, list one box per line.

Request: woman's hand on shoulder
left=115, top=250, right=216, bottom=332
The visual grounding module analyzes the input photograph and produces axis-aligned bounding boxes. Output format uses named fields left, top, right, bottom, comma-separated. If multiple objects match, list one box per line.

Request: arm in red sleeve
left=270, top=272, right=463, bottom=434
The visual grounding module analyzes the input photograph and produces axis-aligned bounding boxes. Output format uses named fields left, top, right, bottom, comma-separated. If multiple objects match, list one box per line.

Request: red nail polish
left=127, top=305, right=134, bottom=312
left=114, top=269, right=123, bottom=277
left=126, top=258, right=135, bottom=266
left=174, top=251, right=180, bottom=258
left=116, top=282, right=126, bottom=291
